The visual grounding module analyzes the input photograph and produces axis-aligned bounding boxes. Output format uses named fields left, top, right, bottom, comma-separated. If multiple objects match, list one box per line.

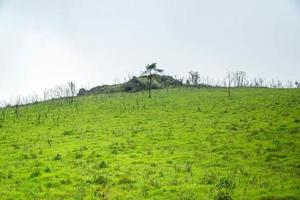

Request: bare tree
left=258, top=78, right=265, bottom=87
left=188, top=71, right=200, bottom=86
left=43, top=89, right=50, bottom=101
left=177, top=77, right=184, bottom=88
left=232, top=71, right=246, bottom=87
left=67, top=81, right=76, bottom=102
left=55, top=85, right=65, bottom=98
left=276, top=80, right=283, bottom=88
left=269, top=79, right=277, bottom=88
left=252, top=77, right=265, bottom=87
left=14, top=96, right=21, bottom=121
left=186, top=79, right=191, bottom=86
left=142, top=63, right=163, bottom=98
left=225, top=71, right=234, bottom=97
left=31, top=93, right=40, bottom=104
left=286, top=80, right=293, bottom=88
left=244, top=79, right=250, bottom=87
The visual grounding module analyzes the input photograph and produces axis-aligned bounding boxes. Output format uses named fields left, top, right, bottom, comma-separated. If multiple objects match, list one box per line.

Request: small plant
left=149, top=179, right=160, bottom=188
left=63, top=130, right=74, bottom=136
left=31, top=153, right=37, bottom=159
left=201, top=173, right=216, bottom=185
left=93, top=175, right=108, bottom=185
left=93, top=187, right=109, bottom=199
left=60, top=178, right=71, bottom=185
left=118, top=176, right=134, bottom=185
left=54, top=154, right=62, bottom=161
left=30, top=169, right=41, bottom=179
left=74, top=152, right=83, bottom=159
left=35, top=113, right=41, bottom=124
left=216, top=177, right=235, bottom=190
left=45, top=182, right=53, bottom=188
left=214, top=177, right=235, bottom=200
left=44, top=166, right=51, bottom=173
left=97, top=161, right=108, bottom=169
left=111, top=149, right=118, bottom=155
left=7, top=171, right=13, bottom=179
left=80, top=146, right=88, bottom=151
left=11, top=144, right=20, bottom=150
left=215, top=189, right=232, bottom=200
left=46, top=134, right=52, bottom=147
left=184, top=162, right=192, bottom=173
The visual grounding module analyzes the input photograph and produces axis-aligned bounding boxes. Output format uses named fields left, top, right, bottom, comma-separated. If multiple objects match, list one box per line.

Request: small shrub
left=215, top=190, right=232, bottom=200
left=111, top=149, right=118, bottom=154
left=97, top=161, right=108, bottom=169
left=170, top=178, right=180, bottom=186
left=166, top=160, right=173, bottom=164
left=30, top=170, right=41, bottom=179
left=7, top=171, right=13, bottom=179
left=93, top=187, right=109, bottom=199
left=149, top=179, right=159, bottom=188
left=80, top=146, right=88, bottom=151
left=45, top=166, right=51, bottom=173
left=150, top=163, right=157, bottom=167
left=60, top=178, right=71, bottom=185
left=201, top=173, right=216, bottom=185
left=54, top=154, right=62, bottom=161
left=45, top=182, right=53, bottom=188
left=93, top=175, right=108, bottom=185
left=11, top=144, right=20, bottom=150
left=118, top=176, right=134, bottom=184
left=63, top=130, right=74, bottom=136
left=74, top=152, right=83, bottom=159
left=141, top=185, right=149, bottom=197
left=31, top=153, right=37, bottom=159
left=184, top=162, right=192, bottom=173
left=216, top=177, right=235, bottom=190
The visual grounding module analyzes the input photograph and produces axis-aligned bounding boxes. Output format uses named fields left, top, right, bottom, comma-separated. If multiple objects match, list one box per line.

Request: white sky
left=0, top=0, right=300, bottom=101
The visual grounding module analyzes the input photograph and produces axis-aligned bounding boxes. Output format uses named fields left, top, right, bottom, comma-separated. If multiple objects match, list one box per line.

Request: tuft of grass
left=118, top=176, right=134, bottom=185
left=93, top=175, right=108, bottom=185
left=216, top=177, right=235, bottom=190
left=29, top=169, right=41, bottom=179
left=201, top=173, right=216, bottom=185
left=215, top=189, right=232, bottom=200
left=96, top=161, right=109, bottom=169
left=53, top=154, right=62, bottom=161
left=44, top=166, right=51, bottom=173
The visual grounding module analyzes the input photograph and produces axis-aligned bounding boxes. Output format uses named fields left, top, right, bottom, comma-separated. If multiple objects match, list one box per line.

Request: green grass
left=0, top=88, right=299, bottom=199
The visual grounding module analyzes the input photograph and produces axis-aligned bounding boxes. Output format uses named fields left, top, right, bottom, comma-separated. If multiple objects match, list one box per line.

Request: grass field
left=0, top=88, right=299, bottom=200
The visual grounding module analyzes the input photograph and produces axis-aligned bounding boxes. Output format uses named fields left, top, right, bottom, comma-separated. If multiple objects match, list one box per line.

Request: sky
left=0, top=0, right=299, bottom=101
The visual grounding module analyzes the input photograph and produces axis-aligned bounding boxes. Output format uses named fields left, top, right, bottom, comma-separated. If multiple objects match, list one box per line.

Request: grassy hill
left=0, top=88, right=299, bottom=199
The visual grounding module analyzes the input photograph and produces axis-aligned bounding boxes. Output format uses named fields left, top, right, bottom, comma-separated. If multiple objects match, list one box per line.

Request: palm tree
left=143, top=63, right=163, bottom=98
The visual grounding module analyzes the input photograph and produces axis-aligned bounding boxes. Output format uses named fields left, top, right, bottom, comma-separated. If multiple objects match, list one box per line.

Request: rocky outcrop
left=77, top=74, right=183, bottom=96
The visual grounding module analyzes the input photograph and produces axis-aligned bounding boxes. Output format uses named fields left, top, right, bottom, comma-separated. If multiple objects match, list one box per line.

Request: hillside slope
left=0, top=88, right=299, bottom=199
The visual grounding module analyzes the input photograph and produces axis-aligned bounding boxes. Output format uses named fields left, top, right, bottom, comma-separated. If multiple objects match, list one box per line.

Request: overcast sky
left=0, top=0, right=299, bottom=101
